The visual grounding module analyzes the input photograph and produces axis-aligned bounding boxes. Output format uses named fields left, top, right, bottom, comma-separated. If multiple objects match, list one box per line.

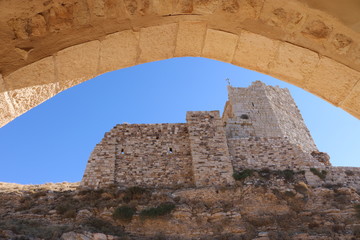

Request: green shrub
left=113, top=205, right=136, bottom=221
left=82, top=217, right=126, bottom=237
left=282, top=170, right=295, bottom=181
left=355, top=204, right=360, bottom=219
left=310, top=168, right=327, bottom=180
left=123, top=186, right=148, bottom=203
left=259, top=168, right=271, bottom=180
left=140, top=202, right=175, bottom=219
left=56, top=203, right=77, bottom=218
left=233, top=169, right=254, bottom=181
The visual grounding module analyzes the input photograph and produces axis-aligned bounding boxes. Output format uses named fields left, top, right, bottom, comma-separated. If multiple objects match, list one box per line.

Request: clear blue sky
left=0, top=57, right=359, bottom=184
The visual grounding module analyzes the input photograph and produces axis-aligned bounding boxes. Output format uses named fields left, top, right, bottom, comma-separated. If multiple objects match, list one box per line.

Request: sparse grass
left=113, top=205, right=136, bottom=221
left=233, top=169, right=254, bottom=181
left=140, top=202, right=175, bottom=219
left=310, top=168, right=327, bottom=180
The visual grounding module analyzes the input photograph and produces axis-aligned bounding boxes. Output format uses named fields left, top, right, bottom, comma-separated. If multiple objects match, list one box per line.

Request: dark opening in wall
left=252, top=102, right=254, bottom=107
left=168, top=147, right=173, bottom=154
left=121, top=149, right=125, bottom=154
left=240, top=114, right=249, bottom=119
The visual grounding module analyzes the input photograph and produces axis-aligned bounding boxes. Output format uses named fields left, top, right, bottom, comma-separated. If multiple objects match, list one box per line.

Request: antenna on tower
left=225, top=78, right=231, bottom=86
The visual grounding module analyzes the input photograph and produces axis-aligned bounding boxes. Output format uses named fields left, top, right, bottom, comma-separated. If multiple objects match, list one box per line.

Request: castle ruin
left=81, top=81, right=360, bottom=190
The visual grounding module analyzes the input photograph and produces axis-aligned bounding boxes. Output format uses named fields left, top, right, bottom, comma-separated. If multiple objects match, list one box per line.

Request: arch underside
left=0, top=0, right=359, bottom=128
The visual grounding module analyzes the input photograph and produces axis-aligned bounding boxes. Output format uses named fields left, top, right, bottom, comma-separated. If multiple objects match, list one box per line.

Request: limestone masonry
left=81, top=81, right=360, bottom=190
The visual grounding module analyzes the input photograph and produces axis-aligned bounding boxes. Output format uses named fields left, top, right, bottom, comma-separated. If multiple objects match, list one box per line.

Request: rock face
left=0, top=172, right=360, bottom=240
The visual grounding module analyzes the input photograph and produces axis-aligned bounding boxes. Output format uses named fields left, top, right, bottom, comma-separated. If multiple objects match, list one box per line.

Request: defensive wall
left=81, top=82, right=360, bottom=190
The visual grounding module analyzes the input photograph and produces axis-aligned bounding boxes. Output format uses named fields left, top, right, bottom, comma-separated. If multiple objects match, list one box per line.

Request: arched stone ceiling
left=0, top=0, right=359, bottom=127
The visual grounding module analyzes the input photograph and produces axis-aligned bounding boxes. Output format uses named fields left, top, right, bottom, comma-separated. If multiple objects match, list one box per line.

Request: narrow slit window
left=121, top=149, right=125, bottom=154
left=168, top=147, right=173, bottom=154
left=252, top=102, right=254, bottom=107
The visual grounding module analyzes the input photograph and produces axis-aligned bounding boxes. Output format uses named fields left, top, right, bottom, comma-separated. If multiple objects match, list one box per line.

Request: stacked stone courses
left=81, top=81, right=359, bottom=190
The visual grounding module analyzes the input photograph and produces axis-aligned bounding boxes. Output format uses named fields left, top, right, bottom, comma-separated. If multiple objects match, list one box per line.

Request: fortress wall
left=113, top=123, right=194, bottom=188
left=80, top=142, right=116, bottom=189
left=264, top=86, right=318, bottom=153
left=228, top=137, right=324, bottom=172
left=186, top=111, right=234, bottom=187
left=305, top=166, right=360, bottom=190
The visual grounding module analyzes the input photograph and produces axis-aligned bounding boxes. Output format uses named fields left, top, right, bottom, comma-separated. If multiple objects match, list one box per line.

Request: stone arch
left=0, top=0, right=359, bottom=127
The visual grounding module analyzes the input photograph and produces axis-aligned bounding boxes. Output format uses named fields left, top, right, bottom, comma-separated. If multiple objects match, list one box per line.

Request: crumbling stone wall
left=186, top=111, right=234, bottom=187
left=82, top=123, right=194, bottom=189
left=80, top=139, right=116, bottom=188
left=114, top=123, right=194, bottom=188
left=228, top=137, right=324, bottom=172
left=305, top=166, right=360, bottom=191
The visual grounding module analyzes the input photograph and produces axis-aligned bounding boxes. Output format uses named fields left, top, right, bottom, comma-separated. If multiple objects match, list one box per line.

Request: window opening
left=121, top=149, right=125, bottom=154
left=168, top=147, right=173, bottom=154
left=240, top=114, right=249, bottom=119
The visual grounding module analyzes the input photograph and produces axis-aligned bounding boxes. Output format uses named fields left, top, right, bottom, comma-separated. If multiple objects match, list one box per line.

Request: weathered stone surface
left=4, top=56, right=55, bottom=90
left=8, top=83, right=59, bottom=116
left=99, top=30, right=139, bottom=74
left=56, top=41, right=100, bottom=91
left=0, top=75, right=15, bottom=127
left=0, top=0, right=360, bottom=128
left=0, top=93, right=13, bottom=127
left=193, top=0, right=220, bottom=14
left=269, top=42, right=320, bottom=85
left=202, top=29, right=238, bottom=62
left=340, top=80, right=360, bottom=117
left=232, top=31, right=279, bottom=72
left=306, top=57, right=360, bottom=105
left=138, top=23, right=177, bottom=63
left=260, top=0, right=306, bottom=32
left=175, top=21, right=207, bottom=57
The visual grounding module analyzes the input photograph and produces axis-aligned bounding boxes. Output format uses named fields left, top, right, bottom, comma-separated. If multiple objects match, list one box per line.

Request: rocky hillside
left=1, top=169, right=360, bottom=240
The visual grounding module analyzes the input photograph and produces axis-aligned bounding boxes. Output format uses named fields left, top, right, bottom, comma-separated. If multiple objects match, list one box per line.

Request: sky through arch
left=0, top=57, right=359, bottom=184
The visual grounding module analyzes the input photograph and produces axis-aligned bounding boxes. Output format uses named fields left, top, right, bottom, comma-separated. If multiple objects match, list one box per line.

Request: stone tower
left=222, top=81, right=318, bottom=154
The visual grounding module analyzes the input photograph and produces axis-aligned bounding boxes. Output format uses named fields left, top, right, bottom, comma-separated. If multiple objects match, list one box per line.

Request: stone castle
left=81, top=81, right=359, bottom=190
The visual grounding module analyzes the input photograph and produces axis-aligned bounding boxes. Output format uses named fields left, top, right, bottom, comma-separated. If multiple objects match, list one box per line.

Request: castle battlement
left=81, top=82, right=358, bottom=190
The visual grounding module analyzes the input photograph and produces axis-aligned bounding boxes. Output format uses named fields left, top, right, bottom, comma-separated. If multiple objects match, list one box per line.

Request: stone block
left=340, top=80, right=360, bottom=118
left=175, top=21, right=207, bottom=57
left=259, top=0, right=306, bottom=32
left=193, top=0, right=220, bottom=14
left=4, top=56, right=55, bottom=90
left=269, top=42, right=319, bottom=86
left=306, top=57, right=360, bottom=106
left=138, top=23, right=178, bottom=63
left=99, top=30, right=139, bottom=74
left=0, top=75, right=15, bottom=127
left=7, top=83, right=59, bottom=117
left=232, top=31, right=278, bottom=73
left=56, top=40, right=100, bottom=91
left=202, top=29, right=238, bottom=62
left=0, top=93, right=14, bottom=127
